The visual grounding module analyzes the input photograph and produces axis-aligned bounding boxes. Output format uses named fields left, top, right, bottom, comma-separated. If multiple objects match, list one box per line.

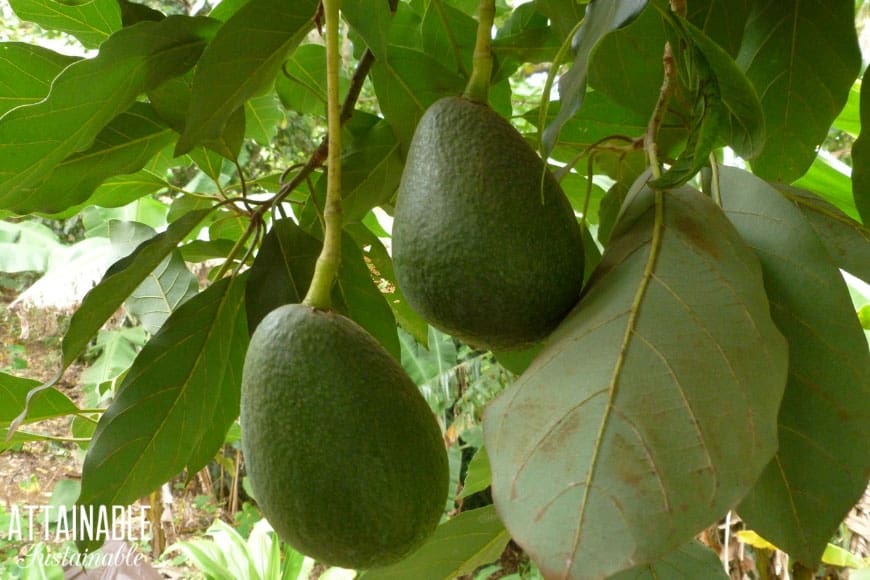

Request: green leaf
left=275, top=44, right=350, bottom=116
left=244, top=93, right=284, bottom=146
left=80, top=327, right=148, bottom=387
left=245, top=219, right=400, bottom=358
left=492, top=2, right=561, bottom=66
left=346, top=223, right=429, bottom=346
left=484, top=184, right=788, bottom=579
left=736, top=0, right=862, bottom=182
left=77, top=274, right=248, bottom=551
left=175, top=0, right=319, bottom=154
left=9, top=0, right=122, bottom=49
left=609, top=540, right=728, bottom=579
left=126, top=252, right=199, bottom=334
left=587, top=4, right=666, bottom=118
left=833, top=79, right=862, bottom=137
left=340, top=115, right=404, bottom=223
left=62, top=208, right=210, bottom=370
left=775, top=185, right=870, bottom=283
left=542, top=0, right=647, bottom=154
left=335, top=235, right=401, bottom=361
left=686, top=0, right=749, bottom=58
left=244, top=217, right=321, bottom=332
left=85, top=170, right=169, bottom=210
left=0, top=16, right=218, bottom=207
left=370, top=46, right=466, bottom=149
left=341, top=0, right=393, bottom=62
left=0, top=372, right=77, bottom=428
left=793, top=152, right=860, bottom=221
left=362, top=506, right=510, bottom=580
left=852, top=68, right=870, bottom=223
left=399, top=325, right=457, bottom=387
left=680, top=18, right=764, bottom=159
left=0, top=43, right=78, bottom=117
left=118, top=0, right=164, bottom=26
left=420, top=0, right=476, bottom=75
left=458, top=446, right=491, bottom=499
left=719, top=167, right=870, bottom=567
left=12, top=103, right=175, bottom=214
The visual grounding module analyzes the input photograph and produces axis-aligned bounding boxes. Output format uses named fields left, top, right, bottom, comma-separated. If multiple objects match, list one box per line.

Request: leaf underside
left=485, top=183, right=787, bottom=580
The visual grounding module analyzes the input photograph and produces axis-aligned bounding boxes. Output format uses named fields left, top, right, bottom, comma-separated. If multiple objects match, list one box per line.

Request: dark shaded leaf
left=175, top=0, right=319, bottom=154
left=77, top=274, right=247, bottom=551
left=775, top=185, right=870, bottom=283
left=245, top=220, right=399, bottom=358
left=719, top=167, right=870, bottom=567
left=484, top=184, right=787, bottom=579
left=681, top=18, right=764, bottom=159
left=542, top=0, right=647, bottom=154
left=610, top=540, right=728, bottom=579
left=852, top=67, right=869, bottom=223
left=736, top=0, right=861, bottom=182
left=362, top=506, right=510, bottom=580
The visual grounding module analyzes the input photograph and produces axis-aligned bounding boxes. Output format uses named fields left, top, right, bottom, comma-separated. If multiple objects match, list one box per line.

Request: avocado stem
left=462, top=0, right=494, bottom=104
left=303, top=0, right=343, bottom=310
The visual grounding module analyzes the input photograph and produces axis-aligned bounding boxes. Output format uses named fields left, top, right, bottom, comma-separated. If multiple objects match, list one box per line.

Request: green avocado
left=392, top=96, right=585, bottom=351
left=241, top=304, right=448, bottom=569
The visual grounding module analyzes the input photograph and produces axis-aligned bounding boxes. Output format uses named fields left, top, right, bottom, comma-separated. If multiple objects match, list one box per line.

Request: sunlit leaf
left=9, top=0, right=122, bottom=49
left=485, top=183, right=787, bottom=579
left=0, top=16, right=217, bottom=206
left=175, top=0, right=319, bottom=154
left=0, top=373, right=77, bottom=428
left=12, top=103, right=175, bottom=214
left=0, top=43, right=78, bottom=117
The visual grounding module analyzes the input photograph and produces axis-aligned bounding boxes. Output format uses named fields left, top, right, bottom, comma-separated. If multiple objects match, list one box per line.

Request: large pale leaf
left=12, top=103, right=174, bottom=214
left=126, top=251, right=199, bottom=334
left=853, top=68, right=869, bottom=223
left=0, top=16, right=217, bottom=207
left=0, top=43, right=78, bottom=117
left=736, top=0, right=861, bottom=182
left=775, top=185, right=870, bottom=283
left=362, top=506, right=510, bottom=580
left=719, top=167, right=870, bottom=566
left=76, top=274, right=247, bottom=551
left=61, top=208, right=211, bottom=369
left=609, top=540, right=728, bottom=579
left=484, top=184, right=788, bottom=580
left=9, top=0, right=122, bottom=49
left=174, top=0, right=319, bottom=154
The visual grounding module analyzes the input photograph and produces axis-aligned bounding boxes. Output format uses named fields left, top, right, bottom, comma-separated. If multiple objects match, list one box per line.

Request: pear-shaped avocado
left=241, top=304, right=448, bottom=569
left=392, top=96, right=585, bottom=351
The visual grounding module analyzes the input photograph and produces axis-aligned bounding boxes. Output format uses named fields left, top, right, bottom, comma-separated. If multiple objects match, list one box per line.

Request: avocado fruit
left=241, top=304, right=449, bottom=569
left=392, top=96, right=585, bottom=351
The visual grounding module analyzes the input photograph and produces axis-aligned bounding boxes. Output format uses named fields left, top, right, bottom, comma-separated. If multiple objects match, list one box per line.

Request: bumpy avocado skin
left=393, top=96, right=585, bottom=351
left=241, top=304, right=448, bottom=569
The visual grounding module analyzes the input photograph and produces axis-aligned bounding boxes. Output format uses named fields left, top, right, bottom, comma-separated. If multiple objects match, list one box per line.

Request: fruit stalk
left=303, top=0, right=343, bottom=310
left=462, top=0, right=495, bottom=104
